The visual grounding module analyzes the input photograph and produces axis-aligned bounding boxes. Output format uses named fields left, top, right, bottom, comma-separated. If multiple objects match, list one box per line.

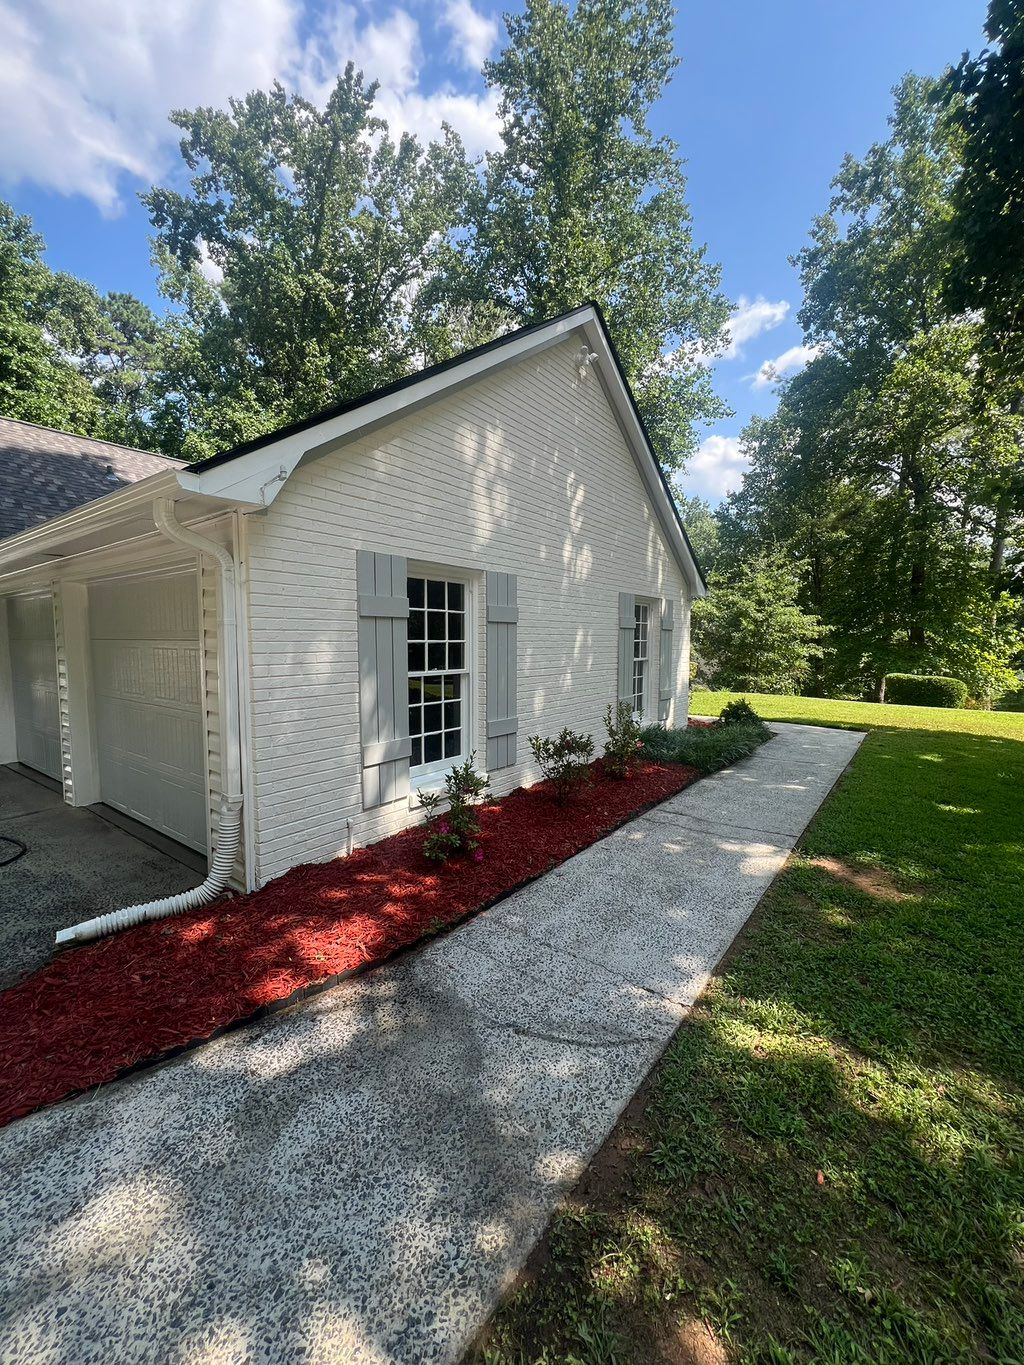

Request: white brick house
left=0, top=304, right=705, bottom=935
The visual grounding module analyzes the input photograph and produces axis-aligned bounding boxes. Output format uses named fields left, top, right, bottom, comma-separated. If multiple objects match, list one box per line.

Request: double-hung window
left=632, top=601, right=650, bottom=716
left=408, top=575, right=468, bottom=774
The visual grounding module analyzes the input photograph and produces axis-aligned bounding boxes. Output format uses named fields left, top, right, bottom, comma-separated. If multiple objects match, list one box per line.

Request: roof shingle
left=0, top=417, right=181, bottom=542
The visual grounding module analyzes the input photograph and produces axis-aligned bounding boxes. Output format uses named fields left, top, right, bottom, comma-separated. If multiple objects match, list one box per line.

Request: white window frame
left=632, top=599, right=653, bottom=719
left=407, top=565, right=475, bottom=789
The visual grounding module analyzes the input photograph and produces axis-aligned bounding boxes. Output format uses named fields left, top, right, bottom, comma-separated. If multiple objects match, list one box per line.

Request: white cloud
left=0, top=0, right=502, bottom=214
left=752, top=343, right=821, bottom=389
left=443, top=0, right=498, bottom=71
left=676, top=435, right=748, bottom=504
left=691, top=295, right=790, bottom=366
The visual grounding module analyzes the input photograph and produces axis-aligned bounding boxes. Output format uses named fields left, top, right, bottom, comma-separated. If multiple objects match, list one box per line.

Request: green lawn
left=477, top=694, right=1024, bottom=1364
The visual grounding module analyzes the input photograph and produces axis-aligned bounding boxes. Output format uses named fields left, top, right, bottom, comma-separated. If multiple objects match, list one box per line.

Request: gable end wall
left=243, top=339, right=692, bottom=883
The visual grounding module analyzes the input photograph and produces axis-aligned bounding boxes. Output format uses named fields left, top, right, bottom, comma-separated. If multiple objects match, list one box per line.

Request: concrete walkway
left=0, top=722, right=862, bottom=1365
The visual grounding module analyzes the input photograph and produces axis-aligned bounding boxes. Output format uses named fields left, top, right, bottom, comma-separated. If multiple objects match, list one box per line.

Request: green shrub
left=528, top=727, right=595, bottom=802
left=883, top=673, right=969, bottom=709
left=719, top=697, right=766, bottom=729
left=419, top=756, right=490, bottom=862
left=603, top=701, right=644, bottom=777
left=639, top=721, right=770, bottom=774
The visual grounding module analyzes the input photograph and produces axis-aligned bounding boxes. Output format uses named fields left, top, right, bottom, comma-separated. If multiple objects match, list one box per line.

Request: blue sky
left=0, top=0, right=989, bottom=500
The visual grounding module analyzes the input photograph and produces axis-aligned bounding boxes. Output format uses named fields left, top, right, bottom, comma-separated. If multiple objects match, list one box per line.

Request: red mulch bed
left=0, top=758, right=697, bottom=1128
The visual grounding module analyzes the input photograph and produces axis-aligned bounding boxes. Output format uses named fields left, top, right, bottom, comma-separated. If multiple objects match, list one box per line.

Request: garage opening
left=8, top=593, right=61, bottom=781
left=89, top=571, right=207, bottom=853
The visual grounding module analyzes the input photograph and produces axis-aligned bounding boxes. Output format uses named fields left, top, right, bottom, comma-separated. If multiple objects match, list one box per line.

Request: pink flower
left=472, top=849, right=484, bottom=863
left=635, top=740, right=643, bottom=749
left=437, top=820, right=450, bottom=834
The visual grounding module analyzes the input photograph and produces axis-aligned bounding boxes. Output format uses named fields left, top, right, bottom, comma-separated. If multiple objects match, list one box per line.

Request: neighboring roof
left=185, top=302, right=707, bottom=594
left=0, top=417, right=183, bottom=541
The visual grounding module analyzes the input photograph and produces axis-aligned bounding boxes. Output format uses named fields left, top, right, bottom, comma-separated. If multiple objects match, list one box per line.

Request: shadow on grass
left=477, top=723, right=1024, bottom=1364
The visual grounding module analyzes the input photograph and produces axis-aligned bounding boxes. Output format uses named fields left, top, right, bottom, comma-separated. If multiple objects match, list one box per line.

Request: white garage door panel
left=90, top=573, right=206, bottom=852
left=8, top=595, right=61, bottom=780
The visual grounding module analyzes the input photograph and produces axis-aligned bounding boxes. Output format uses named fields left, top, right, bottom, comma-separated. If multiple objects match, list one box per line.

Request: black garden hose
left=0, top=836, right=27, bottom=867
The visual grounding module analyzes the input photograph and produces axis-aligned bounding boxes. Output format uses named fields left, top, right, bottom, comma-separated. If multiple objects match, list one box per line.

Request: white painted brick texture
left=244, top=340, right=692, bottom=883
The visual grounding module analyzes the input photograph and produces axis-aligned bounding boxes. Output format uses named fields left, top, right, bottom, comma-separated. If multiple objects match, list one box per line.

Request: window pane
left=424, top=701, right=443, bottom=733
left=409, top=642, right=425, bottom=673
left=408, top=609, right=425, bottom=642
left=448, top=582, right=464, bottom=610
left=443, top=675, right=458, bottom=701
left=423, top=677, right=444, bottom=702
left=427, top=579, right=445, bottom=609
left=408, top=678, right=422, bottom=705
left=448, top=642, right=464, bottom=671
left=428, top=642, right=446, bottom=671
left=424, top=732, right=443, bottom=763
left=408, top=577, right=424, bottom=608
left=427, top=610, right=446, bottom=640
left=447, top=611, right=464, bottom=641
left=411, top=737, right=422, bottom=766
left=443, top=700, right=460, bottom=728
left=444, top=730, right=460, bottom=758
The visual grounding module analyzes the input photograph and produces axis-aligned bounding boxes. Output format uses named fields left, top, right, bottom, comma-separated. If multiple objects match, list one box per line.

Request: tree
left=143, top=70, right=475, bottom=457
left=675, top=493, right=720, bottom=577
left=943, top=0, right=1024, bottom=382
left=718, top=75, right=1024, bottom=701
left=692, top=552, right=823, bottom=694
left=0, top=201, right=101, bottom=433
left=466, top=0, right=730, bottom=468
left=0, top=198, right=167, bottom=447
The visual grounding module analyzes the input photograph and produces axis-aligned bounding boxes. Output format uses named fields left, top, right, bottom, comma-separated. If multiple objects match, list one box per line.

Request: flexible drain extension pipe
left=55, top=499, right=244, bottom=947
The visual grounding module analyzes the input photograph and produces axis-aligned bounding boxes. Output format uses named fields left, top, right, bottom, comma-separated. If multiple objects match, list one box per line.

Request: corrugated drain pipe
left=55, top=499, right=244, bottom=946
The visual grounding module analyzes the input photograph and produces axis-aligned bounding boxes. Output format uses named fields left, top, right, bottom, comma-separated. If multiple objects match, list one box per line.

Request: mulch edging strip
left=0, top=759, right=698, bottom=1129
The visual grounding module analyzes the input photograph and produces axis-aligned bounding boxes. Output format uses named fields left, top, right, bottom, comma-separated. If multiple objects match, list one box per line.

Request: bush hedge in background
left=884, top=673, right=969, bottom=709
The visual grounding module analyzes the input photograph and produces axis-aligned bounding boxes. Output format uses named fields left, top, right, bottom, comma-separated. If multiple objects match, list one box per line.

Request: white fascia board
left=579, top=318, right=707, bottom=598
left=176, top=308, right=600, bottom=507
left=0, top=469, right=253, bottom=582
left=0, top=470, right=180, bottom=575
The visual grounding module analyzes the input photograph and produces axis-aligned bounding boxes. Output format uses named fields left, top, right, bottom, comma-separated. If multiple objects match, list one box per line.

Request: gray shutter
left=658, top=598, right=675, bottom=722
left=617, top=592, right=635, bottom=706
left=486, top=572, right=518, bottom=771
left=357, top=551, right=411, bottom=809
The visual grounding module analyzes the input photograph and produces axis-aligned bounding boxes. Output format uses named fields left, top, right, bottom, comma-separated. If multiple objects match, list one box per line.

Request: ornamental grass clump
left=639, top=714, right=770, bottom=774
left=603, top=701, right=645, bottom=777
left=528, top=727, right=595, bottom=802
left=419, top=755, right=490, bottom=863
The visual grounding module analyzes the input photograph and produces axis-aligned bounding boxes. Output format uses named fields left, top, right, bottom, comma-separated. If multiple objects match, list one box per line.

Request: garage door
left=90, top=572, right=207, bottom=852
left=7, top=594, right=61, bottom=780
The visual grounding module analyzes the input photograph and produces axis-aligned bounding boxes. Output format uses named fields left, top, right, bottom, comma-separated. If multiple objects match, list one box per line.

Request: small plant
left=528, top=727, right=595, bottom=802
left=419, top=755, right=489, bottom=863
left=718, top=696, right=764, bottom=728
left=603, top=701, right=644, bottom=778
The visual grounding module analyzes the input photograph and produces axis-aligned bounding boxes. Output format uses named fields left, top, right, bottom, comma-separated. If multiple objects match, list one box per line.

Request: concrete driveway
left=0, top=766, right=204, bottom=989
left=0, top=723, right=863, bottom=1364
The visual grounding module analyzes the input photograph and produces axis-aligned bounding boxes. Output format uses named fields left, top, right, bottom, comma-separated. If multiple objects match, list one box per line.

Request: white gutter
left=55, top=498, right=244, bottom=946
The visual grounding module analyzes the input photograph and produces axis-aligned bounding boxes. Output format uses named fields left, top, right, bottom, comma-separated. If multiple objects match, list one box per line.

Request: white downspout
left=55, top=499, right=244, bottom=946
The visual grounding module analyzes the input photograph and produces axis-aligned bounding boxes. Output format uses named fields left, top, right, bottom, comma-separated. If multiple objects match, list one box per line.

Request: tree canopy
left=710, top=60, right=1024, bottom=702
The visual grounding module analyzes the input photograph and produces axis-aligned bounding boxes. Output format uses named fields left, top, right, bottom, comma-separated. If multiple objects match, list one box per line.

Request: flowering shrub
left=603, top=701, right=644, bottom=778
left=419, top=755, right=490, bottom=863
left=528, top=727, right=595, bottom=803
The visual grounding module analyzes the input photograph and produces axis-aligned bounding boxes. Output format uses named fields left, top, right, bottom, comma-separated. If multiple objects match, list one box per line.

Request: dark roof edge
left=189, top=304, right=597, bottom=474
left=189, top=299, right=707, bottom=592
left=584, top=301, right=708, bottom=594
